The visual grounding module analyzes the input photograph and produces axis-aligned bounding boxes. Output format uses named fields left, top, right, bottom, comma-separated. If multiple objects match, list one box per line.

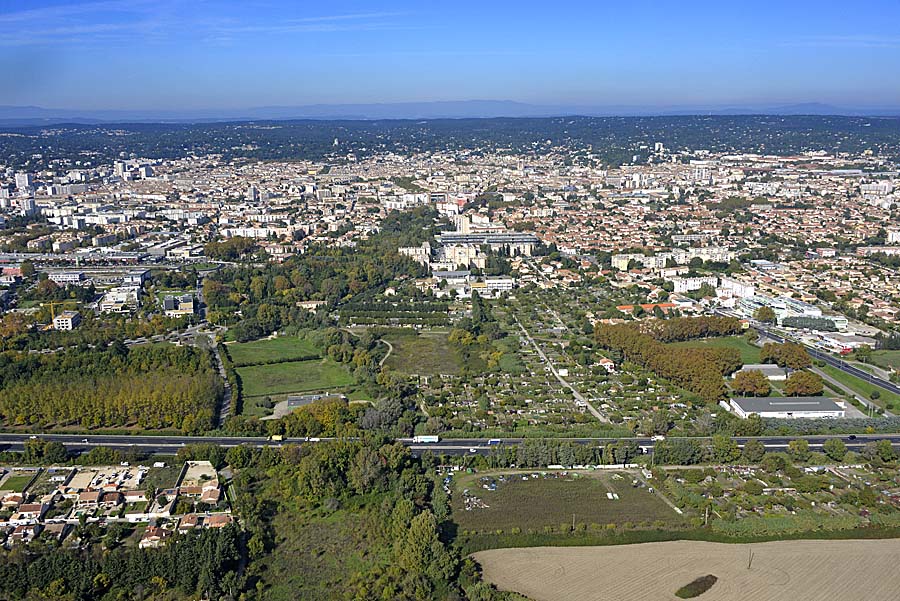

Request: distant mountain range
left=1, top=100, right=899, bottom=126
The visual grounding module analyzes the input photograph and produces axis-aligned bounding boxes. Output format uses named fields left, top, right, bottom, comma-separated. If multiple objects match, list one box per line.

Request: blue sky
left=2, top=0, right=899, bottom=110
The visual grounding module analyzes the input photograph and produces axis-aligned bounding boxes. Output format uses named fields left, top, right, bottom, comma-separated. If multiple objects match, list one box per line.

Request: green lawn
left=872, top=351, right=900, bottom=371
left=453, top=471, right=683, bottom=534
left=237, top=359, right=353, bottom=399
left=227, top=336, right=320, bottom=366
left=820, top=364, right=900, bottom=409
left=381, top=330, right=463, bottom=376
left=1, top=474, right=36, bottom=492
left=671, top=336, right=760, bottom=365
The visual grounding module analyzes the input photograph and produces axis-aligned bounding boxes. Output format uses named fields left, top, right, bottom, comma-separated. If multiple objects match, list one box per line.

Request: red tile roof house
left=9, top=524, right=41, bottom=544
left=1, top=493, right=24, bottom=508
left=76, top=491, right=102, bottom=508
left=139, top=525, right=172, bottom=549
left=98, top=492, right=124, bottom=509
left=199, top=481, right=222, bottom=504
left=206, top=514, right=233, bottom=529
left=177, top=514, right=202, bottom=533
left=42, top=522, right=69, bottom=541
left=10, top=503, right=47, bottom=525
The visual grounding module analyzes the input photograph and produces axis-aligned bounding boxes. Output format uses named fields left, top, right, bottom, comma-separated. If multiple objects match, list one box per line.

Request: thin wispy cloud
left=0, top=3, right=411, bottom=47
left=0, top=0, right=158, bottom=24
left=780, top=35, right=900, bottom=49
left=206, top=11, right=411, bottom=37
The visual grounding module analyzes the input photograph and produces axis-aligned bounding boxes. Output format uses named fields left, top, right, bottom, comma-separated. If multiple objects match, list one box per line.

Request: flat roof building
left=729, top=397, right=845, bottom=419
left=734, top=364, right=790, bottom=381
left=53, top=311, right=81, bottom=331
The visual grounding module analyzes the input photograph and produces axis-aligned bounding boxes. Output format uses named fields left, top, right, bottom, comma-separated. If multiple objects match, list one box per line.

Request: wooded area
left=0, top=345, right=220, bottom=430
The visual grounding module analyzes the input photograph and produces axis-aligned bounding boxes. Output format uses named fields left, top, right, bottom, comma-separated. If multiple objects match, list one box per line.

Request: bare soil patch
left=474, top=539, right=900, bottom=601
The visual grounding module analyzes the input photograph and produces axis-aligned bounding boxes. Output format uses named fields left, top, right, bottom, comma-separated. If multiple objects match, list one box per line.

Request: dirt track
left=474, top=539, right=900, bottom=601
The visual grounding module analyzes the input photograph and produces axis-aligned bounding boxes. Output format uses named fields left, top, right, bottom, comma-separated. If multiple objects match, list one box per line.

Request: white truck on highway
left=413, top=435, right=440, bottom=443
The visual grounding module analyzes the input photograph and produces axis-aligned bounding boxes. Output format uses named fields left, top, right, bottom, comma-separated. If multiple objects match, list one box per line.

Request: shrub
left=676, top=575, right=718, bottom=599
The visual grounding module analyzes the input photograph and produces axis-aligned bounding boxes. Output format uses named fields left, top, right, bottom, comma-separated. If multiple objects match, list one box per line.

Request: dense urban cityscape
left=0, top=115, right=899, bottom=599
left=4, top=0, right=900, bottom=599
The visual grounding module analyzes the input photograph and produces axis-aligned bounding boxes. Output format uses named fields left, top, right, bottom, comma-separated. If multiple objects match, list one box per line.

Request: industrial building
left=729, top=397, right=846, bottom=419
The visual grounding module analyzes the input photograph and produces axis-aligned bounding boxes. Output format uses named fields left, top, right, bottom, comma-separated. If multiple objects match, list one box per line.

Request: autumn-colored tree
left=753, top=306, right=777, bottom=323
left=783, top=370, right=824, bottom=396
left=760, top=342, right=811, bottom=369
left=732, top=369, right=771, bottom=397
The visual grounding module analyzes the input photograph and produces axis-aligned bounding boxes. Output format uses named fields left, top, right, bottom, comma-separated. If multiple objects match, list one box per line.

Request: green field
left=453, top=471, right=683, bottom=534
left=1, top=474, right=36, bottom=492
left=671, top=335, right=760, bottom=365
left=820, top=364, right=900, bottom=409
left=237, top=359, right=353, bottom=399
left=872, top=351, right=900, bottom=371
left=227, top=336, right=320, bottom=366
left=382, top=330, right=463, bottom=376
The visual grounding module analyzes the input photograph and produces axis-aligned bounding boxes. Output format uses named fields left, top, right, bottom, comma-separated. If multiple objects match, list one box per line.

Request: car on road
left=848, top=435, right=857, bottom=440
left=81, top=439, right=88, bottom=443
left=469, top=448, right=477, bottom=453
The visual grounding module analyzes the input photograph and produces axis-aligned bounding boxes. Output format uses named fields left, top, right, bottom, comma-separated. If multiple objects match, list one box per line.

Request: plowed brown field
left=474, top=539, right=900, bottom=601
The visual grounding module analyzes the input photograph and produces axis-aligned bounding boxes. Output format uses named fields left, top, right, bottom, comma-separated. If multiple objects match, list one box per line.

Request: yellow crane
left=42, top=301, right=64, bottom=321
left=40, top=301, right=72, bottom=330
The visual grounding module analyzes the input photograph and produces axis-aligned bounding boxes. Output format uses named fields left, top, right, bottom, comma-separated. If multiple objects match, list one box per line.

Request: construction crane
left=42, top=301, right=64, bottom=321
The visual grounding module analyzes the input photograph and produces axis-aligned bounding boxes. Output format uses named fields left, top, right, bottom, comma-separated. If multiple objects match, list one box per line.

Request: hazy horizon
left=3, top=0, right=900, bottom=112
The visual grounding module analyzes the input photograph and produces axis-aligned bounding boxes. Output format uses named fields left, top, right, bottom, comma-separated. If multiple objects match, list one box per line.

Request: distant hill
left=1, top=100, right=898, bottom=126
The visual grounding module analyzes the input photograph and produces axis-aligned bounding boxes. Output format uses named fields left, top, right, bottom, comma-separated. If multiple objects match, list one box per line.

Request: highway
left=3, top=432, right=900, bottom=457
left=756, top=324, right=900, bottom=396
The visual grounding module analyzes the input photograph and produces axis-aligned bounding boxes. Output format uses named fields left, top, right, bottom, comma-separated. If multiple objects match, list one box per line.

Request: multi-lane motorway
left=738, top=320, right=900, bottom=397
left=3, top=433, right=900, bottom=457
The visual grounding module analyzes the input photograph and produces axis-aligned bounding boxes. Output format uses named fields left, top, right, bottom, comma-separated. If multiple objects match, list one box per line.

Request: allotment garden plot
left=452, top=470, right=683, bottom=534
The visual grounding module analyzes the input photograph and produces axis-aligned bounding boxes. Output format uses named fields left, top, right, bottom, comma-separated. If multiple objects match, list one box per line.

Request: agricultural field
left=226, top=335, right=320, bottom=366
left=381, top=329, right=463, bottom=376
left=236, top=359, right=353, bottom=400
left=671, top=335, right=760, bottom=365
left=339, top=296, right=451, bottom=327
left=474, top=539, right=900, bottom=601
left=452, top=470, right=682, bottom=534
left=419, top=286, right=723, bottom=438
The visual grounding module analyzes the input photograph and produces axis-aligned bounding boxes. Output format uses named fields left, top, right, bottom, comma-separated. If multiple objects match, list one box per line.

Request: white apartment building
left=53, top=311, right=81, bottom=331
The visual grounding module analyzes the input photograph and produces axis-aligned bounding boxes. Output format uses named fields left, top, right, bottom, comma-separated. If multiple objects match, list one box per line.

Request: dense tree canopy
left=0, top=344, right=220, bottom=430
left=595, top=320, right=742, bottom=403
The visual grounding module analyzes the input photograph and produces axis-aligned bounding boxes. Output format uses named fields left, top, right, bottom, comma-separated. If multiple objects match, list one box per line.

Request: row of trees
left=0, top=344, right=220, bottom=430
left=641, top=315, right=743, bottom=343
left=595, top=322, right=742, bottom=403
left=480, top=439, right=641, bottom=468
left=782, top=316, right=838, bottom=332
left=654, top=435, right=896, bottom=467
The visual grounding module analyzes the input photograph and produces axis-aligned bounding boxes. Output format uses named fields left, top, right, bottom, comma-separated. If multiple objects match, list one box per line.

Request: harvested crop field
left=474, top=539, right=900, bottom=601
